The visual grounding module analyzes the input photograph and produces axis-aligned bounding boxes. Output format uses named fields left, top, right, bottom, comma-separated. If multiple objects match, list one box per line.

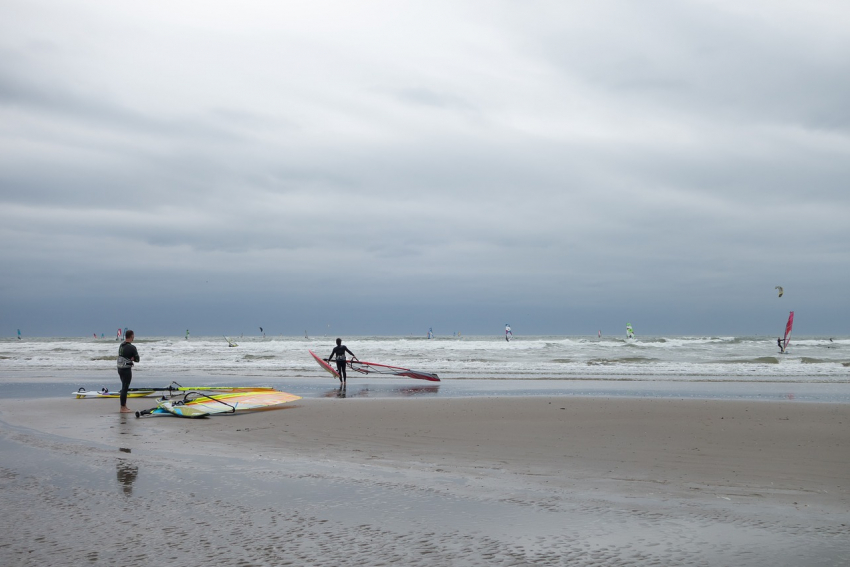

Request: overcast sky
left=2, top=0, right=849, bottom=337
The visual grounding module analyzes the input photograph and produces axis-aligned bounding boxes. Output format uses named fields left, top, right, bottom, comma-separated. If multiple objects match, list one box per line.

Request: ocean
left=2, top=334, right=849, bottom=401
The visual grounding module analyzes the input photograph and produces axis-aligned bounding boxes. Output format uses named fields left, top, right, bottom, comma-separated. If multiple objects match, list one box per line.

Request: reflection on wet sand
left=116, top=449, right=138, bottom=496
left=322, top=384, right=440, bottom=399
left=323, top=386, right=351, bottom=398
left=396, top=385, right=439, bottom=396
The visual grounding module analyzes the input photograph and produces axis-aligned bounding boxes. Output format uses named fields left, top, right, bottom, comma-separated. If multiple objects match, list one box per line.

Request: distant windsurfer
left=327, top=338, right=358, bottom=384
left=117, top=330, right=140, bottom=413
left=505, top=324, right=512, bottom=342
left=777, top=337, right=785, bottom=353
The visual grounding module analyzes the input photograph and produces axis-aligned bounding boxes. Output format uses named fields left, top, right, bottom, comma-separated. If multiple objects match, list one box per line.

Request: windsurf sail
left=427, top=327, right=434, bottom=339
left=626, top=323, right=634, bottom=338
left=224, top=335, right=238, bottom=347
left=348, top=360, right=440, bottom=382
left=17, top=329, right=21, bottom=340
left=782, top=311, right=794, bottom=352
left=505, top=324, right=512, bottom=342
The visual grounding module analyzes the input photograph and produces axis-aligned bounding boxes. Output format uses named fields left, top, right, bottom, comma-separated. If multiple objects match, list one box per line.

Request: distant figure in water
left=327, top=338, right=357, bottom=385
left=777, top=337, right=785, bottom=353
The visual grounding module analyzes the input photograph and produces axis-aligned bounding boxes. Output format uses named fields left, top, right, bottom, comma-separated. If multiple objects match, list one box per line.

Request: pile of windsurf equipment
left=135, top=389, right=301, bottom=419
left=74, top=381, right=299, bottom=418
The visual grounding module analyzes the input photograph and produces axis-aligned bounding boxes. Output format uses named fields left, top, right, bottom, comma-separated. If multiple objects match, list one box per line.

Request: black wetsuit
left=329, top=345, right=355, bottom=382
left=117, top=341, right=140, bottom=406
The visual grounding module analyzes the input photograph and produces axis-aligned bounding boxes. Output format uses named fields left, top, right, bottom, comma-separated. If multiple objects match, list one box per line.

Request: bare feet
left=120, top=406, right=133, bottom=413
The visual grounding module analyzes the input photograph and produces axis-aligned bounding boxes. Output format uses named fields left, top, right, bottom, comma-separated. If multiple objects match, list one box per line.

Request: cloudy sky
left=2, top=0, right=848, bottom=337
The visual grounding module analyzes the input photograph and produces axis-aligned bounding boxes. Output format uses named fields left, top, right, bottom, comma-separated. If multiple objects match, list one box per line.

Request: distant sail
left=775, top=286, right=784, bottom=298
left=782, top=311, right=794, bottom=352
left=427, top=327, right=434, bottom=339
left=626, top=323, right=634, bottom=338
left=17, top=329, right=21, bottom=340
left=505, top=324, right=512, bottom=342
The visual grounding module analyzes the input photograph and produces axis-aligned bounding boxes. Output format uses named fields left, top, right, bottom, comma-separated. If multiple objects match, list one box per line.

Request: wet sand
left=1, top=395, right=849, bottom=566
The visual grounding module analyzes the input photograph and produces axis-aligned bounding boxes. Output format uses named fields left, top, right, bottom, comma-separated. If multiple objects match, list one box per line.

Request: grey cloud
left=2, top=0, right=849, bottom=335
left=392, top=87, right=473, bottom=110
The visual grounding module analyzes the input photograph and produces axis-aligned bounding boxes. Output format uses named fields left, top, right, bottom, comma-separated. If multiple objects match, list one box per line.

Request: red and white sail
left=349, top=360, right=440, bottom=382
left=783, top=311, right=794, bottom=351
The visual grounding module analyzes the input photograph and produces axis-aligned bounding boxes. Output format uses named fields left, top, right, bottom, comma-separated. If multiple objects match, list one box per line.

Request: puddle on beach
left=1, top=427, right=848, bottom=567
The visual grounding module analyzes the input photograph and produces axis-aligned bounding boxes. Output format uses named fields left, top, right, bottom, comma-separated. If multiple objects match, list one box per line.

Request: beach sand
left=1, top=395, right=848, bottom=566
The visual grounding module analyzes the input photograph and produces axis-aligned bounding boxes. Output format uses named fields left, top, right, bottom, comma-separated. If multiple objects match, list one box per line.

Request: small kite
left=775, top=286, right=784, bottom=298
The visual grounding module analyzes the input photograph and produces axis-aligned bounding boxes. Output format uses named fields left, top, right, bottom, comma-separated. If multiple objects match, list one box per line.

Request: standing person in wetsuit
left=117, top=330, right=140, bottom=413
left=327, top=338, right=357, bottom=385
left=777, top=337, right=785, bottom=353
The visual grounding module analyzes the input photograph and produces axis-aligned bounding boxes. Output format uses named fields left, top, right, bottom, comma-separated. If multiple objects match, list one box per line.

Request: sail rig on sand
left=135, top=389, right=301, bottom=418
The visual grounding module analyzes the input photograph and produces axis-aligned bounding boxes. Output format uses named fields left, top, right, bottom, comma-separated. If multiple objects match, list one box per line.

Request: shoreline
left=2, top=395, right=849, bottom=565
left=2, top=372, right=850, bottom=403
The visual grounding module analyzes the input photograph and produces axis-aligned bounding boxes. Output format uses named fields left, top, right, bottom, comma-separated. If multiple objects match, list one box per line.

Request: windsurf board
left=310, top=349, right=340, bottom=378
left=75, top=388, right=156, bottom=399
